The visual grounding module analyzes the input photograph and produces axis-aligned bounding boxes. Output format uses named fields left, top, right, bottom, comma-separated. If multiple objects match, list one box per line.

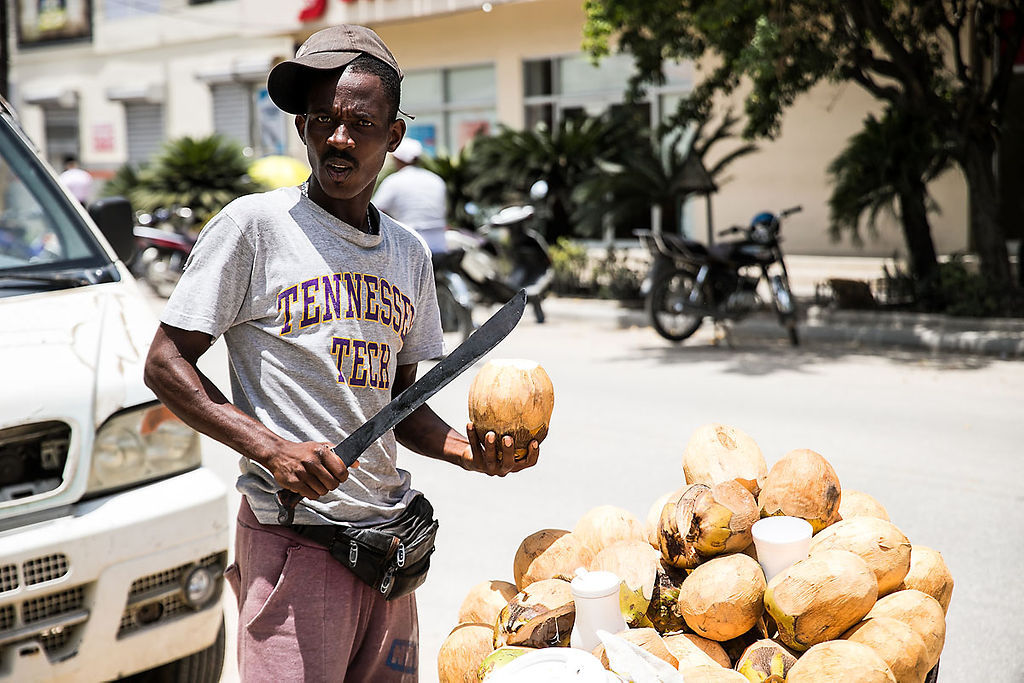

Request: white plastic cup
left=569, top=568, right=626, bottom=652
left=751, top=516, right=813, bottom=582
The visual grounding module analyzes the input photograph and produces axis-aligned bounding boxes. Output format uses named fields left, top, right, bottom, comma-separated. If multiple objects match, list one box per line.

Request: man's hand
left=265, top=441, right=359, bottom=500
left=460, top=422, right=540, bottom=476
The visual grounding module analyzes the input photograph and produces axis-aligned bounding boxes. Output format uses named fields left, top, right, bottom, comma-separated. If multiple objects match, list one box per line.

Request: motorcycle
left=434, top=182, right=554, bottom=343
left=128, top=206, right=197, bottom=298
left=637, top=206, right=803, bottom=345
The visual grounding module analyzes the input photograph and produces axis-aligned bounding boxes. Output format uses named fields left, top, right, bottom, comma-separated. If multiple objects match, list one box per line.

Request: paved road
left=146, top=292, right=1023, bottom=682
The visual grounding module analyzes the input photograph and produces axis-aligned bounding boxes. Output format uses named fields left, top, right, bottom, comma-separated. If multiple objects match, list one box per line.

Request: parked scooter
left=637, top=206, right=803, bottom=345
left=128, top=206, right=197, bottom=298
left=434, top=181, right=554, bottom=342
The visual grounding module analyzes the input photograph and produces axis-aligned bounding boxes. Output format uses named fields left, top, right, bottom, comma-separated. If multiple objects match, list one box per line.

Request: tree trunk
left=961, top=139, right=1012, bottom=296
left=659, top=198, right=680, bottom=235
left=898, top=179, right=940, bottom=308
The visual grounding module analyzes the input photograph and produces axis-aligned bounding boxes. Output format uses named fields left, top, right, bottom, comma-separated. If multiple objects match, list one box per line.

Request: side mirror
left=88, top=196, right=136, bottom=263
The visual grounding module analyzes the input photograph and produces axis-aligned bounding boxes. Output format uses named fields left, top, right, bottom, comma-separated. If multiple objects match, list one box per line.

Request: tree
left=828, top=106, right=948, bottom=305
left=573, top=109, right=756, bottom=237
left=584, top=0, right=1024, bottom=305
left=127, top=135, right=261, bottom=226
left=466, top=116, right=627, bottom=241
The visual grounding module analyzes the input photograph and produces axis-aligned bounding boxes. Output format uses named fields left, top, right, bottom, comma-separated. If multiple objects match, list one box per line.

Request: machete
left=275, top=288, right=528, bottom=524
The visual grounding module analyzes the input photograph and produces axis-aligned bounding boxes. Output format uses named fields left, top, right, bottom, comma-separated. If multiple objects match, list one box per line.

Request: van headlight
left=86, top=404, right=200, bottom=495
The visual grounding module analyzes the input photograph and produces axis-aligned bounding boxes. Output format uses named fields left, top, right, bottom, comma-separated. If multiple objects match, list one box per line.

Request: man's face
left=296, top=68, right=404, bottom=215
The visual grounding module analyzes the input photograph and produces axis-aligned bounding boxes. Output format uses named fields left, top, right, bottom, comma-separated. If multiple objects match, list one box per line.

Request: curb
left=544, top=297, right=1024, bottom=359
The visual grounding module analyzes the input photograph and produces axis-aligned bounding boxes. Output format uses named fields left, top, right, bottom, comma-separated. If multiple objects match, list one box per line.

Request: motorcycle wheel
left=647, top=269, right=705, bottom=342
left=435, top=281, right=474, bottom=350
left=769, top=272, right=800, bottom=346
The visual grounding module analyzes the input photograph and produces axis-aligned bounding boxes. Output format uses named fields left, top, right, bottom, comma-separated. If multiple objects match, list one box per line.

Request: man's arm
left=391, top=363, right=539, bottom=477
left=143, top=323, right=355, bottom=499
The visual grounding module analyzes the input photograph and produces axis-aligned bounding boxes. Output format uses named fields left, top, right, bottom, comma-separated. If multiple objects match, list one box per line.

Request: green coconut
left=763, top=549, right=878, bottom=652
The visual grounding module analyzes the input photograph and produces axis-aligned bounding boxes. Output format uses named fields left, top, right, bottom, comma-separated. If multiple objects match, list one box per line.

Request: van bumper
left=0, top=467, right=230, bottom=682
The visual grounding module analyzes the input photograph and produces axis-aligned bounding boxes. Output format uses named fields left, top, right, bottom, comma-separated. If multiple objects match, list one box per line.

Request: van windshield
left=0, top=119, right=112, bottom=280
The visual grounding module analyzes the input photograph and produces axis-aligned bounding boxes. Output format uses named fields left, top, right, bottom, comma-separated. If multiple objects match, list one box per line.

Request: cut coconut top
left=488, top=358, right=541, bottom=370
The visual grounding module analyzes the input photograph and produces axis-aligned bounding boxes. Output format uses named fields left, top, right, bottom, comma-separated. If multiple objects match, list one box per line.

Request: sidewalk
left=543, top=296, right=1024, bottom=359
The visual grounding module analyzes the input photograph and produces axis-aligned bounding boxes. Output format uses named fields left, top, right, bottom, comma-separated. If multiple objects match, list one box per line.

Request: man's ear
left=388, top=118, right=407, bottom=153
left=294, top=114, right=307, bottom=143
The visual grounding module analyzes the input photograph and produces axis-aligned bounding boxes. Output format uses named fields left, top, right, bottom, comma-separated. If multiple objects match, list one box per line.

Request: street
left=156, top=293, right=1024, bottom=683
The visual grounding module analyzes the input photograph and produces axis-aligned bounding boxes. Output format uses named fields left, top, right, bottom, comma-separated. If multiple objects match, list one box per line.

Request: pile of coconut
left=438, top=422, right=953, bottom=683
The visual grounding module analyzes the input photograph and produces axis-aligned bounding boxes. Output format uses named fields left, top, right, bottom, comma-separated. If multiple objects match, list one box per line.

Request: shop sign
left=16, top=0, right=93, bottom=47
left=91, top=123, right=114, bottom=153
left=299, top=0, right=359, bottom=22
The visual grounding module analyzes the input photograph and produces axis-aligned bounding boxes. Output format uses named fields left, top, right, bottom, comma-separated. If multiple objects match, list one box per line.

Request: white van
left=0, top=98, right=229, bottom=680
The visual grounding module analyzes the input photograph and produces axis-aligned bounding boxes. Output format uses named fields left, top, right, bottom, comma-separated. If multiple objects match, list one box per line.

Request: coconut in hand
left=467, top=359, right=554, bottom=460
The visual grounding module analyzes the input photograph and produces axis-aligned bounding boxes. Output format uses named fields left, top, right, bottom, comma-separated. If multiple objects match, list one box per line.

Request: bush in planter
left=550, top=238, right=593, bottom=297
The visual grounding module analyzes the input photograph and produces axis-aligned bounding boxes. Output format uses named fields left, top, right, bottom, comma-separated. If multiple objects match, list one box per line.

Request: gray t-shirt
left=161, top=186, right=444, bottom=526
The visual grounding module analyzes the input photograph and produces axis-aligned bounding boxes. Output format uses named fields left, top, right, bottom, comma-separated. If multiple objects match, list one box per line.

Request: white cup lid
left=570, top=569, right=620, bottom=598
left=752, top=516, right=813, bottom=543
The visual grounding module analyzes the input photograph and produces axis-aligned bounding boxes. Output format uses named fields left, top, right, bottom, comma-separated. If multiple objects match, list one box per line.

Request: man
left=143, top=24, right=539, bottom=681
left=59, top=154, right=93, bottom=204
left=373, top=136, right=449, bottom=255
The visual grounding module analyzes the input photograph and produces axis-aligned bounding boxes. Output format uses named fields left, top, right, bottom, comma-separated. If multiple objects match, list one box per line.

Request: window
left=104, top=0, right=161, bottom=20
left=401, top=64, right=497, bottom=156
left=523, top=53, right=691, bottom=131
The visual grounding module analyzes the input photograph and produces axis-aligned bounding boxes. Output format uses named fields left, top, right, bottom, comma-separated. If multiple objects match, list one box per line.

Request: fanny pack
left=288, top=493, right=439, bottom=601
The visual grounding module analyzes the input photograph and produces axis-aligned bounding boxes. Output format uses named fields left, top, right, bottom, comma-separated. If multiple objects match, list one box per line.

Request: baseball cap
left=268, top=24, right=402, bottom=115
left=392, top=137, right=422, bottom=163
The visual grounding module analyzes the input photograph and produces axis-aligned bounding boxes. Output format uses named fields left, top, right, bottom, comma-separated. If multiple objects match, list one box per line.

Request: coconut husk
left=513, top=529, right=594, bottom=590
left=457, top=580, right=519, bottom=626
left=786, top=640, right=897, bottom=682
left=808, top=517, right=912, bottom=596
left=898, top=546, right=953, bottom=614
left=645, top=489, right=682, bottom=549
left=591, top=540, right=660, bottom=627
left=763, top=549, right=878, bottom=652
left=493, top=578, right=575, bottom=649
left=677, top=553, right=766, bottom=642
left=574, top=505, right=646, bottom=557
left=438, top=623, right=498, bottom=683
left=719, top=625, right=767, bottom=667
left=591, top=627, right=678, bottom=670
left=865, top=589, right=946, bottom=670
left=659, top=481, right=759, bottom=569
left=645, top=562, right=688, bottom=633
left=757, top=449, right=842, bottom=533
left=843, top=616, right=931, bottom=683
left=678, top=633, right=731, bottom=668
left=682, top=423, right=767, bottom=497
left=839, top=489, right=891, bottom=521
left=734, top=638, right=798, bottom=682
left=677, top=665, right=749, bottom=681
left=467, top=359, right=554, bottom=459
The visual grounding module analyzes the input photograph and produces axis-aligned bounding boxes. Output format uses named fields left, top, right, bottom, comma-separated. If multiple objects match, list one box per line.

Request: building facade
left=11, top=0, right=1019, bottom=258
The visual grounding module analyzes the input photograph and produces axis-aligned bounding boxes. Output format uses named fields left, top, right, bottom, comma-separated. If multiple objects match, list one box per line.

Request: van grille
left=24, top=554, right=69, bottom=586
left=0, top=554, right=70, bottom=595
left=23, top=586, right=84, bottom=624
left=0, top=584, right=89, bottom=661
left=0, top=421, right=71, bottom=502
left=118, top=552, right=225, bottom=638
left=0, top=565, right=17, bottom=592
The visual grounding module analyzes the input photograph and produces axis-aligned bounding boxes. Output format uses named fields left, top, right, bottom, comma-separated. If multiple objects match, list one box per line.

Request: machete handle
left=275, top=489, right=303, bottom=525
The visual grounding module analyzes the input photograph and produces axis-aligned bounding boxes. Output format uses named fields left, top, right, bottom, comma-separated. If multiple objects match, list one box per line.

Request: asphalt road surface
left=144, top=291, right=1023, bottom=683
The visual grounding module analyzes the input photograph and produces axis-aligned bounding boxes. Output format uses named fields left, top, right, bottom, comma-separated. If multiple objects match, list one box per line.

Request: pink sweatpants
left=224, top=499, right=419, bottom=682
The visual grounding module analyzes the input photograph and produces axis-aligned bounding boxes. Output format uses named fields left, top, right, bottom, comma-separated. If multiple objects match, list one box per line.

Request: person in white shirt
left=372, top=137, right=448, bottom=254
left=59, top=155, right=94, bottom=205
